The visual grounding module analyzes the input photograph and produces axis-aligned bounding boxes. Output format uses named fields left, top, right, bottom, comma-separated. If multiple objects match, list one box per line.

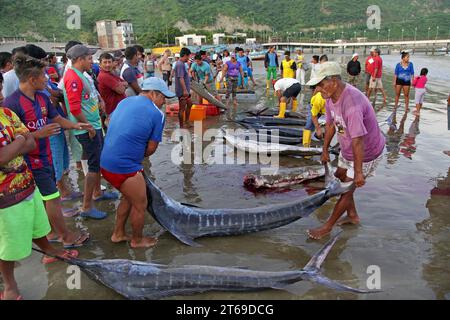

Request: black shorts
left=163, top=71, right=172, bottom=86
left=283, top=83, right=301, bottom=99
left=76, top=129, right=104, bottom=173
left=396, top=78, right=411, bottom=86
left=32, top=166, right=59, bottom=200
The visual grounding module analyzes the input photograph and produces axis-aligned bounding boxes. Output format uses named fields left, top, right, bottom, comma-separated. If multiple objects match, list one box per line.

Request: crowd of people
left=0, top=39, right=439, bottom=300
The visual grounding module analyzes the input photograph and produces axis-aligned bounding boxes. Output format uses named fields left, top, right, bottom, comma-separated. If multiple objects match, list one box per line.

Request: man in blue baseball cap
left=100, top=77, right=174, bottom=248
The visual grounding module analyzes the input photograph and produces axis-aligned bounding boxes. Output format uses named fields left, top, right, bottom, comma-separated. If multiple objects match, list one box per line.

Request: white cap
left=306, top=61, right=342, bottom=86
left=175, top=53, right=180, bottom=58
left=352, top=53, right=359, bottom=59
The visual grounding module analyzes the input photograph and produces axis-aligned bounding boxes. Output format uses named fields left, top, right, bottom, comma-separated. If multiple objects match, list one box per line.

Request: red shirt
left=365, top=56, right=375, bottom=75
left=97, top=69, right=126, bottom=115
left=372, top=56, right=383, bottom=78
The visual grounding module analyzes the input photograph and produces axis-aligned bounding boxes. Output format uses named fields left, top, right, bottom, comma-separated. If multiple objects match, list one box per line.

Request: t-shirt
left=226, top=61, right=241, bottom=78
left=97, top=69, right=126, bottom=115
left=222, top=56, right=231, bottom=65
left=274, top=78, right=299, bottom=91
left=100, top=96, right=165, bottom=174
left=175, top=60, right=190, bottom=98
left=237, top=55, right=249, bottom=72
left=4, top=90, right=58, bottom=169
left=310, top=92, right=326, bottom=117
left=325, top=84, right=385, bottom=162
left=1, top=70, right=19, bottom=99
left=0, top=107, right=35, bottom=209
left=121, top=61, right=143, bottom=85
left=365, top=56, right=375, bottom=74
left=63, top=67, right=102, bottom=134
left=395, top=62, right=414, bottom=83
left=413, top=75, right=427, bottom=89
left=47, top=65, right=59, bottom=83
left=310, top=63, right=321, bottom=80
left=190, top=61, right=213, bottom=83
left=372, top=56, right=383, bottom=78
left=268, top=52, right=277, bottom=67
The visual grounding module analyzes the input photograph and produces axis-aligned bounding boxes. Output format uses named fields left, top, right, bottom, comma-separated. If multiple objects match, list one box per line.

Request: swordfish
left=33, top=233, right=376, bottom=299
left=146, top=163, right=354, bottom=247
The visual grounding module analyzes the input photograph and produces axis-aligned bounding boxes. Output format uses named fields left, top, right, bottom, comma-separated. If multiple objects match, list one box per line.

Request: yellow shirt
left=281, top=59, right=296, bottom=79
left=296, top=54, right=304, bottom=69
left=310, top=92, right=326, bottom=117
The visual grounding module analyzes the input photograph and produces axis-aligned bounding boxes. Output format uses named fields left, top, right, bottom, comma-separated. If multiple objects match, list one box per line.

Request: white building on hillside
left=175, top=34, right=206, bottom=46
left=213, top=33, right=226, bottom=45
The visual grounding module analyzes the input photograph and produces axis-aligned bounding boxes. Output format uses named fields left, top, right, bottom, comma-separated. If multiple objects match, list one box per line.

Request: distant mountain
left=0, top=0, right=449, bottom=47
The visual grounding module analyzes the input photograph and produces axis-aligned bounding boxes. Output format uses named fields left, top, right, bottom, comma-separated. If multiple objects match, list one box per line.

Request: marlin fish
left=146, top=163, right=354, bottom=247
left=32, top=233, right=377, bottom=299
left=239, top=116, right=307, bottom=126
left=237, top=121, right=304, bottom=137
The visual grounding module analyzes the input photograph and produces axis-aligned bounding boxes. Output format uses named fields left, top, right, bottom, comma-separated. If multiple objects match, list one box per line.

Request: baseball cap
left=370, top=46, right=377, bottom=52
left=141, top=77, right=176, bottom=98
left=67, top=45, right=97, bottom=60
left=352, top=53, right=359, bottom=59
left=175, top=53, right=180, bottom=58
left=231, top=53, right=236, bottom=58
left=306, top=61, right=342, bottom=86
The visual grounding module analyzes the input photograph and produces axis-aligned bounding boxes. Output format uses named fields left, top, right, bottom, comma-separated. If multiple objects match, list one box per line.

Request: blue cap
left=141, top=77, right=176, bottom=98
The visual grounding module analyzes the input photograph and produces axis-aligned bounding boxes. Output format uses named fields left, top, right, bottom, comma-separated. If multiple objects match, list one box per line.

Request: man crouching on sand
left=305, top=62, right=385, bottom=240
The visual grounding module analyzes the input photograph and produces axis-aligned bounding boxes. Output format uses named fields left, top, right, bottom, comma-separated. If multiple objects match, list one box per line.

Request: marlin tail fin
left=301, top=232, right=380, bottom=294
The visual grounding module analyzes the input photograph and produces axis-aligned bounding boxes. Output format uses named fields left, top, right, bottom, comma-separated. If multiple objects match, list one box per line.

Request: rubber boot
left=302, top=129, right=312, bottom=148
left=266, top=80, right=270, bottom=90
left=292, top=99, right=298, bottom=112
left=274, top=102, right=287, bottom=118
left=215, top=81, right=221, bottom=90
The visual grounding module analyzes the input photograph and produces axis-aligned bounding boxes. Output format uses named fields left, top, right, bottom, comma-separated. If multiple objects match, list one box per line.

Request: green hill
left=0, top=0, right=449, bottom=47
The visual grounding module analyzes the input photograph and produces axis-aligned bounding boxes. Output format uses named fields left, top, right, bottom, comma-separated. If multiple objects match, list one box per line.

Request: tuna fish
left=32, top=232, right=377, bottom=299
left=244, top=165, right=326, bottom=190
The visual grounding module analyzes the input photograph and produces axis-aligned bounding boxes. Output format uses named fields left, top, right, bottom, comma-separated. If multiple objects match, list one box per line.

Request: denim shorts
left=76, top=129, right=104, bottom=173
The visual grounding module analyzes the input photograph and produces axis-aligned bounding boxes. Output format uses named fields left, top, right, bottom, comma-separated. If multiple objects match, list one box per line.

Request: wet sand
left=3, top=53, right=450, bottom=300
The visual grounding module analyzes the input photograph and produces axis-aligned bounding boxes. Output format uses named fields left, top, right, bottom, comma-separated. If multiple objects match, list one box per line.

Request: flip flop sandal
left=93, top=191, right=119, bottom=202
left=47, top=236, right=62, bottom=243
left=63, top=233, right=90, bottom=249
left=62, top=207, right=80, bottom=218
left=0, top=291, right=23, bottom=300
left=42, top=249, right=79, bottom=265
left=61, top=191, right=83, bottom=202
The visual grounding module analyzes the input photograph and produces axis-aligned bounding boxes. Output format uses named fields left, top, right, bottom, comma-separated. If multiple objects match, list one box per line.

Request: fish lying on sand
left=33, top=232, right=378, bottom=300
left=244, top=165, right=326, bottom=190
left=237, top=121, right=304, bottom=138
left=146, top=163, right=354, bottom=247
left=239, top=116, right=307, bottom=126
left=223, top=130, right=323, bottom=156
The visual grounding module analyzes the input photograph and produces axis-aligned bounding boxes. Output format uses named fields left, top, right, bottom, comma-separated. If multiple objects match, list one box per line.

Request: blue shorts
left=49, top=130, right=69, bottom=181
left=247, top=68, right=253, bottom=77
left=32, top=166, right=60, bottom=201
left=76, top=129, right=104, bottom=173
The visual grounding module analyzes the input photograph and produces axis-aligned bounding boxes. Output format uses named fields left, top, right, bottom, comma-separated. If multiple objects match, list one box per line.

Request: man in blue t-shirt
left=100, top=77, right=175, bottom=248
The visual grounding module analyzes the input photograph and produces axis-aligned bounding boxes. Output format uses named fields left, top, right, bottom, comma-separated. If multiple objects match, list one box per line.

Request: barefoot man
left=100, top=78, right=173, bottom=248
left=305, top=62, right=385, bottom=240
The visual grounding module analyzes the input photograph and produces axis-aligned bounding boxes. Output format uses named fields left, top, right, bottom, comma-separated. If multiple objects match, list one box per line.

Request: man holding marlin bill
left=305, top=62, right=385, bottom=240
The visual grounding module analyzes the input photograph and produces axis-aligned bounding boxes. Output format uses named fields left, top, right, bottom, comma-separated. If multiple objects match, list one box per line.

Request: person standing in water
left=221, top=53, right=245, bottom=107
left=305, top=62, right=385, bottom=240
left=394, top=51, right=415, bottom=111
left=100, top=78, right=173, bottom=248
left=264, top=46, right=279, bottom=90
left=412, top=68, right=428, bottom=116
